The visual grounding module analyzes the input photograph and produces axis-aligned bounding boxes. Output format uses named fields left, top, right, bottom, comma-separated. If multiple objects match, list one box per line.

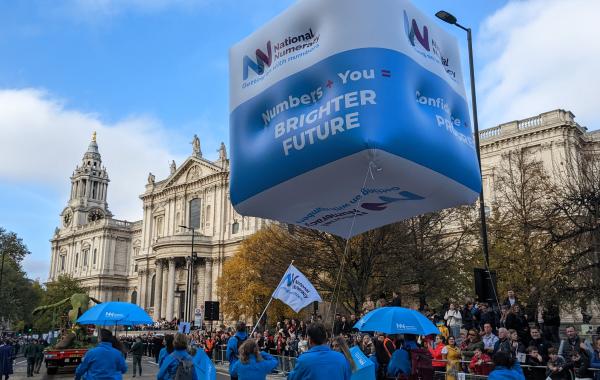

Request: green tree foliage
left=33, top=275, right=87, bottom=332
left=0, top=227, right=38, bottom=330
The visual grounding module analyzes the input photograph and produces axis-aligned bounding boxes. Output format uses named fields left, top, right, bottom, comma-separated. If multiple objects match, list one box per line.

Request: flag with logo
left=272, top=264, right=322, bottom=312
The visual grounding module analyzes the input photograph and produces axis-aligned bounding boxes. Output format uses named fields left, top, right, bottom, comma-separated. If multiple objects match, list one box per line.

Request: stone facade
left=49, top=134, right=265, bottom=321
left=49, top=109, right=597, bottom=321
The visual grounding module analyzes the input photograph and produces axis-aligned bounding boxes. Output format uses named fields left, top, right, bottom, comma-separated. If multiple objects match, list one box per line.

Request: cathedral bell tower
left=60, top=132, right=112, bottom=229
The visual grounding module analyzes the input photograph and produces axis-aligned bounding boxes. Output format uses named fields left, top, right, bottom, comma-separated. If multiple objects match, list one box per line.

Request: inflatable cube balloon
left=229, top=0, right=482, bottom=238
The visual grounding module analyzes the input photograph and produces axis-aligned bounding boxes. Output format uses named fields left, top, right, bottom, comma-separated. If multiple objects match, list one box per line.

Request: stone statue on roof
left=192, top=134, right=202, bottom=157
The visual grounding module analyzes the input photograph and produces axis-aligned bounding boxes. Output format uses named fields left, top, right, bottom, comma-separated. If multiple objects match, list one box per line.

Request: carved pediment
left=162, top=156, right=221, bottom=188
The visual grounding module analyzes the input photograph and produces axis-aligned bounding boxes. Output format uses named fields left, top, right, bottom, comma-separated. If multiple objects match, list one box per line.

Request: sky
left=1, top=0, right=599, bottom=281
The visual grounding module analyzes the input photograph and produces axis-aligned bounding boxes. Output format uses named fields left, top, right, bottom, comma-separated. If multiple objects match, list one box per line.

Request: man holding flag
left=251, top=263, right=322, bottom=336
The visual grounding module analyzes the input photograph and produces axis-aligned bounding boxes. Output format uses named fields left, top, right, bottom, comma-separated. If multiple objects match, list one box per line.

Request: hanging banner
left=229, top=0, right=481, bottom=237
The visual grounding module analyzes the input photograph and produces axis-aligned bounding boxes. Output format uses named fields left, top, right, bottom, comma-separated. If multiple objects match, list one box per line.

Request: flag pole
left=250, top=260, right=294, bottom=336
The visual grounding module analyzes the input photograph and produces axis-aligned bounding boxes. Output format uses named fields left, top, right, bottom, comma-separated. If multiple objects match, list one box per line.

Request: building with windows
left=48, top=133, right=265, bottom=321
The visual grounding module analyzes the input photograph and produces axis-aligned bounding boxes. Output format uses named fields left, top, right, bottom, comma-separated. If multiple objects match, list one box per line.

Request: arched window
left=189, top=198, right=201, bottom=229
left=205, top=205, right=211, bottom=227
left=83, top=250, right=89, bottom=266
left=150, top=275, right=156, bottom=307
left=131, top=291, right=138, bottom=304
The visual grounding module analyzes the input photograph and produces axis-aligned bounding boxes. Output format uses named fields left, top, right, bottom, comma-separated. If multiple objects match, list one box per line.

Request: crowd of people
left=1, top=289, right=600, bottom=380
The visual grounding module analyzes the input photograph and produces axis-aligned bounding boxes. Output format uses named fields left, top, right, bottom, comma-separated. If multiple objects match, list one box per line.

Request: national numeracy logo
left=403, top=10, right=456, bottom=80
left=403, top=10, right=430, bottom=51
left=242, top=28, right=319, bottom=81
left=285, top=272, right=299, bottom=287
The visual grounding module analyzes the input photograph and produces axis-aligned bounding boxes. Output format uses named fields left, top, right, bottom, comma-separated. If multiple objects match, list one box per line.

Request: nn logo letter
left=403, top=10, right=429, bottom=51
left=243, top=41, right=273, bottom=80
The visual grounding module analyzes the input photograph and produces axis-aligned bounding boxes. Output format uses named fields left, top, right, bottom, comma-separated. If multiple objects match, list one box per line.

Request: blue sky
left=1, top=0, right=598, bottom=281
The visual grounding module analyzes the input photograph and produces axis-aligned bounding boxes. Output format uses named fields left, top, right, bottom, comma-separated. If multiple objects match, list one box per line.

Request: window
left=60, top=255, right=65, bottom=271
left=75, top=253, right=79, bottom=267
left=189, top=198, right=201, bottom=229
left=150, top=275, right=156, bottom=307
left=93, top=249, right=97, bottom=265
left=156, top=217, right=164, bottom=237
left=83, top=250, right=89, bottom=266
left=134, top=264, right=138, bottom=272
left=205, top=205, right=211, bottom=227
left=131, top=291, right=138, bottom=304
left=232, top=221, right=239, bottom=234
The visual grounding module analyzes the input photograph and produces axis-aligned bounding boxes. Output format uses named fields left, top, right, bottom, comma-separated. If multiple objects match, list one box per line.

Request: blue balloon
left=229, top=0, right=481, bottom=237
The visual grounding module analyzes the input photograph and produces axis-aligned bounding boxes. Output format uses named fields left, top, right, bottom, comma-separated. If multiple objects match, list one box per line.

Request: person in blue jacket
left=387, top=345, right=411, bottom=378
left=227, top=321, right=248, bottom=380
left=487, top=351, right=525, bottom=380
left=288, top=323, right=351, bottom=380
left=75, top=329, right=127, bottom=380
left=157, top=333, right=198, bottom=380
left=158, top=335, right=175, bottom=367
left=230, top=339, right=278, bottom=380
left=591, top=337, right=600, bottom=380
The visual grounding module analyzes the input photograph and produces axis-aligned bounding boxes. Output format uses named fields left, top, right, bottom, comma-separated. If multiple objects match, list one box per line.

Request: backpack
left=174, top=357, right=194, bottom=380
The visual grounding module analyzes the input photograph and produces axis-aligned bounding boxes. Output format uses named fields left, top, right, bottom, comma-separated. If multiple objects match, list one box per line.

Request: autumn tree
left=218, top=206, right=477, bottom=324
left=484, top=150, right=573, bottom=311
left=539, top=150, right=600, bottom=312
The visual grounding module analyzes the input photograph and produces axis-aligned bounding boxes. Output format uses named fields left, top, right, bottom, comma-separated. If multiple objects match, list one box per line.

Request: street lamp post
left=179, top=225, right=197, bottom=323
left=435, top=11, right=492, bottom=281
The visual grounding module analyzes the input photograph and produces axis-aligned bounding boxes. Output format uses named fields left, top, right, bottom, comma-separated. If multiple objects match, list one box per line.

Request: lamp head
left=435, top=10, right=457, bottom=25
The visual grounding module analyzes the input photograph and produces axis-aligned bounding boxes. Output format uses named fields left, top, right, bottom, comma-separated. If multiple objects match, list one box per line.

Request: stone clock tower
left=60, top=132, right=112, bottom=229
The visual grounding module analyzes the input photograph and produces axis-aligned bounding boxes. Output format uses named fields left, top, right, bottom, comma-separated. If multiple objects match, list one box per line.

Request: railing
left=518, top=116, right=542, bottom=130
left=479, top=126, right=502, bottom=140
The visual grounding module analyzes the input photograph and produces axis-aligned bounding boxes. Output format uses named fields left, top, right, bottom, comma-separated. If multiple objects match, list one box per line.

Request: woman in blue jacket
left=229, top=339, right=278, bottom=380
left=157, top=334, right=198, bottom=380
left=591, top=337, right=600, bottom=380
left=158, top=334, right=175, bottom=367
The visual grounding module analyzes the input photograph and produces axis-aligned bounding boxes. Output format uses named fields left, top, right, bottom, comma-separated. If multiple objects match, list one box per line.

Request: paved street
left=10, top=356, right=233, bottom=380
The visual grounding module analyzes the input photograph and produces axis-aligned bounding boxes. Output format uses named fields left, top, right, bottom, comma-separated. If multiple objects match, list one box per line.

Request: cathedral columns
left=139, top=269, right=147, bottom=309
left=165, top=259, right=176, bottom=320
left=154, top=261, right=164, bottom=319
left=204, top=259, right=213, bottom=302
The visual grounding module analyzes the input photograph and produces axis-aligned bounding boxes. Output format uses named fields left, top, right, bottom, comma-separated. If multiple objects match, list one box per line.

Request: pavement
left=10, top=355, right=235, bottom=380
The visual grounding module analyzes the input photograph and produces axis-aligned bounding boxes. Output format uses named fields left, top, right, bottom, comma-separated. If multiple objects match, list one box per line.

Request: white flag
left=272, top=264, right=322, bottom=313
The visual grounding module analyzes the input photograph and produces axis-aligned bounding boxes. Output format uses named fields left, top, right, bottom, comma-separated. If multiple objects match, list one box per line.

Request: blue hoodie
left=75, top=342, right=127, bottom=380
left=230, top=351, right=278, bottom=380
left=157, top=348, right=199, bottom=380
left=226, top=332, right=248, bottom=372
left=488, top=362, right=525, bottom=380
left=387, top=348, right=411, bottom=377
left=288, top=345, right=351, bottom=380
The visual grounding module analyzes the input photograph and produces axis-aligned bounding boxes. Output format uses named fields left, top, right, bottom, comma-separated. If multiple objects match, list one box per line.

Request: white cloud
left=0, top=88, right=186, bottom=221
left=477, top=0, right=600, bottom=129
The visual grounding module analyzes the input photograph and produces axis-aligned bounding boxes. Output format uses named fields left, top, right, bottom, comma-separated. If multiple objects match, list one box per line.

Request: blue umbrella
left=77, top=302, right=152, bottom=326
left=353, top=307, right=439, bottom=335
